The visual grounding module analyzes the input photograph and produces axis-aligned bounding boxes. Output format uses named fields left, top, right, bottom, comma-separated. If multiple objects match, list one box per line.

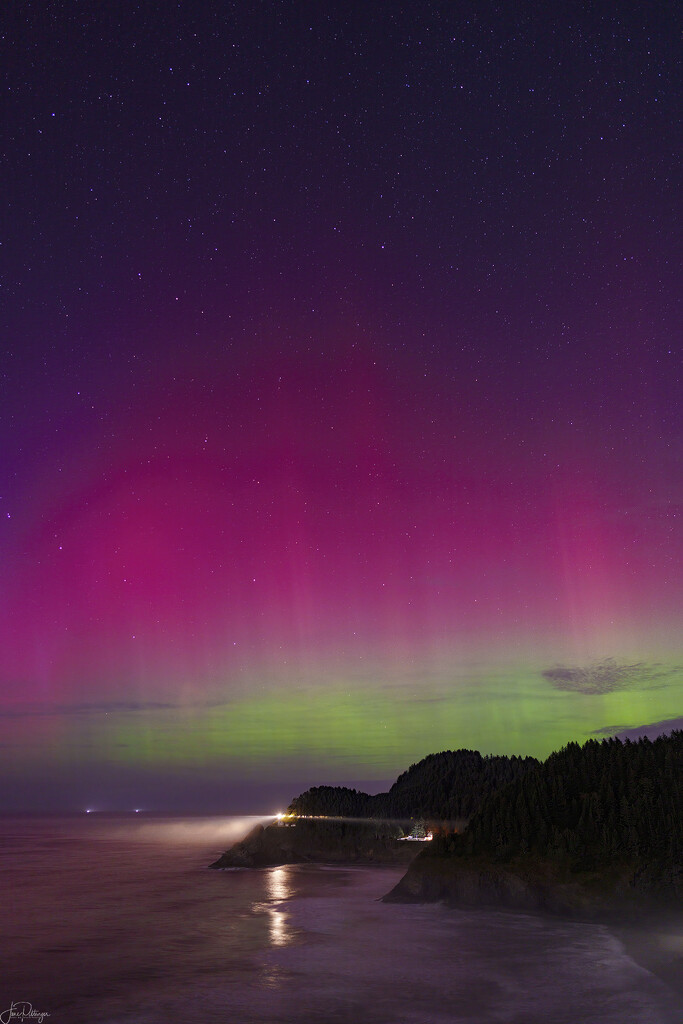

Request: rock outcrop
left=210, top=818, right=421, bottom=869
left=383, top=848, right=682, bottom=919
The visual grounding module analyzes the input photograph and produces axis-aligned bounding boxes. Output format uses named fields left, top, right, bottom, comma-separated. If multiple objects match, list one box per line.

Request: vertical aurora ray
left=0, top=355, right=679, bottom=805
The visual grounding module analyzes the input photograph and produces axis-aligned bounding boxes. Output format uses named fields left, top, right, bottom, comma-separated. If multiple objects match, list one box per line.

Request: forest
left=288, top=733, right=682, bottom=875
left=288, top=747, right=537, bottom=820
left=447, top=730, right=682, bottom=869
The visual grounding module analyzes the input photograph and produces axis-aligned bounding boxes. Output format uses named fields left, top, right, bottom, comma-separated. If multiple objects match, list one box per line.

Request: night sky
left=2, top=2, right=680, bottom=812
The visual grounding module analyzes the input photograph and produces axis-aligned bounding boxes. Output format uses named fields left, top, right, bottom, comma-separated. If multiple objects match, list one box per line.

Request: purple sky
left=1, top=3, right=680, bottom=811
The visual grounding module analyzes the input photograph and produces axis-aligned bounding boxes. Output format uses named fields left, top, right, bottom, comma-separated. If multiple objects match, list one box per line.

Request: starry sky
left=1, top=2, right=681, bottom=812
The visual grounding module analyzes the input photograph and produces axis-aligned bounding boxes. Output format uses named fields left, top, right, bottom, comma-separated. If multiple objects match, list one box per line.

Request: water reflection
left=266, top=866, right=293, bottom=902
left=263, top=866, right=293, bottom=947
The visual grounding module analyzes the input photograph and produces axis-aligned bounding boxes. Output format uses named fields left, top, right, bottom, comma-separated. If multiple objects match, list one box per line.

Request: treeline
left=441, top=731, right=683, bottom=869
left=288, top=785, right=369, bottom=818
left=287, top=749, right=538, bottom=821
left=288, top=734, right=682, bottom=875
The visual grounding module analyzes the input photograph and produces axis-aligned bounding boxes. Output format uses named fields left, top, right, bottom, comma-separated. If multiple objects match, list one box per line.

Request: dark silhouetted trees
left=288, top=748, right=537, bottom=821
left=288, top=733, right=682, bottom=878
left=448, top=731, right=682, bottom=869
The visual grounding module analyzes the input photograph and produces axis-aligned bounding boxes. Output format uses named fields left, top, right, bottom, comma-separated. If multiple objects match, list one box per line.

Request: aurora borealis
left=1, top=3, right=680, bottom=811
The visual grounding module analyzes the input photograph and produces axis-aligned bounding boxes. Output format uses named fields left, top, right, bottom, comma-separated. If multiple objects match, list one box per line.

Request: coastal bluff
left=384, top=731, right=682, bottom=920
left=210, top=817, right=420, bottom=869
left=211, top=733, right=682, bottom=921
left=383, top=844, right=683, bottom=919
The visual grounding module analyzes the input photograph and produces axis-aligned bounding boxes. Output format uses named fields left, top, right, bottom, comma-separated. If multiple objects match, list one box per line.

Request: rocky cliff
left=383, top=847, right=682, bottom=919
left=210, top=818, right=421, bottom=869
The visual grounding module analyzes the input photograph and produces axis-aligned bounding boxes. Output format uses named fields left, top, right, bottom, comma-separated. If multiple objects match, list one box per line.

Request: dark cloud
left=541, top=659, right=674, bottom=695
left=64, top=700, right=181, bottom=714
left=0, top=698, right=229, bottom=718
left=593, top=717, right=683, bottom=741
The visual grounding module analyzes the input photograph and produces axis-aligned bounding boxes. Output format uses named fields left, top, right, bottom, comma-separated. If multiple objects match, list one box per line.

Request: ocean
left=0, top=815, right=679, bottom=1023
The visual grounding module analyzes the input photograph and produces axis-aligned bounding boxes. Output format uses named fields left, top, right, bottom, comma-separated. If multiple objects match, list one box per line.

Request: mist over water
left=103, top=813, right=274, bottom=846
left=0, top=816, right=678, bottom=1024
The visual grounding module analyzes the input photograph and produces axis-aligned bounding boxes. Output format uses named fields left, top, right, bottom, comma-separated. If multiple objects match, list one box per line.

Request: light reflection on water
left=251, top=865, right=295, bottom=948
left=264, top=866, right=294, bottom=947
left=267, top=864, right=293, bottom=902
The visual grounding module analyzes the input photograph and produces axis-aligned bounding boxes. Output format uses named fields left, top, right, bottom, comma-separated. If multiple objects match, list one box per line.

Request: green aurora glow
left=5, top=660, right=680, bottom=784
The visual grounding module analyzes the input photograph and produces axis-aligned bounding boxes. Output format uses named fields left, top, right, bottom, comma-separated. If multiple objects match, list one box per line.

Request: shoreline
left=611, top=918, right=683, bottom=998
left=211, top=813, right=683, bottom=998
left=211, top=824, right=683, bottom=999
